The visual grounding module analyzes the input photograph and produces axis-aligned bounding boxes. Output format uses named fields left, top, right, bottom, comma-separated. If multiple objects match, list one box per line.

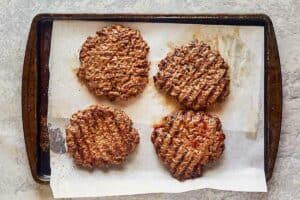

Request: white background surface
left=0, top=0, right=299, bottom=199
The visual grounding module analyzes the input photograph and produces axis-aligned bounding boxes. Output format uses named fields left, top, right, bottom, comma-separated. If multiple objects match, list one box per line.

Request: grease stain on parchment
left=163, top=25, right=259, bottom=138
left=60, top=25, right=259, bottom=139
left=48, top=123, right=66, bottom=154
left=188, top=26, right=253, bottom=87
left=72, top=67, right=79, bottom=74
left=71, top=66, right=87, bottom=87
left=165, top=26, right=253, bottom=88
left=166, top=41, right=176, bottom=50
left=150, top=81, right=180, bottom=113
left=164, top=26, right=255, bottom=89
left=245, top=109, right=259, bottom=139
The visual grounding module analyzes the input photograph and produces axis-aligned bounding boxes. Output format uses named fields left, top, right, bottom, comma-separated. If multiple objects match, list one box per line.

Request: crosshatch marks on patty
left=151, top=110, right=225, bottom=180
left=77, top=24, right=150, bottom=101
left=66, top=105, right=139, bottom=169
left=154, top=40, right=230, bottom=110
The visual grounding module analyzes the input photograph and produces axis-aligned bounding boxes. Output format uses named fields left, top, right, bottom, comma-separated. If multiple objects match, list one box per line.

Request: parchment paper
left=48, top=21, right=266, bottom=198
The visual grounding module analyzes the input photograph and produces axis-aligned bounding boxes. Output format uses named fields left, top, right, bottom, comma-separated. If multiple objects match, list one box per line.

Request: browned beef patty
left=66, top=105, right=139, bottom=168
left=151, top=110, right=225, bottom=180
left=154, top=40, right=230, bottom=110
left=78, top=24, right=150, bottom=101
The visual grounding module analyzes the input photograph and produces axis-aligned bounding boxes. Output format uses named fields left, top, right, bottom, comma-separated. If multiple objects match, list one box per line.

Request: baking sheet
left=48, top=21, right=266, bottom=198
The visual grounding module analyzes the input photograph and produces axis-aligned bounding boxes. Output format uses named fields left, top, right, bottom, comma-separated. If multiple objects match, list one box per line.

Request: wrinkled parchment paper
left=48, top=21, right=266, bottom=198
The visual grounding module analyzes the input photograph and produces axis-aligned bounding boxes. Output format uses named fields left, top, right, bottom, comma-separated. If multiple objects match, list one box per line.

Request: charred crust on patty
left=66, top=105, right=139, bottom=168
left=153, top=40, right=230, bottom=110
left=78, top=25, right=150, bottom=101
left=151, top=110, right=225, bottom=180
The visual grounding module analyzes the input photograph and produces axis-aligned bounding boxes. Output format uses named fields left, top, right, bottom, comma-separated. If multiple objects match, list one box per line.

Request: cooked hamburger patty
left=78, top=24, right=150, bottom=101
left=154, top=40, right=230, bottom=110
left=151, top=110, right=225, bottom=180
left=66, top=105, right=139, bottom=168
